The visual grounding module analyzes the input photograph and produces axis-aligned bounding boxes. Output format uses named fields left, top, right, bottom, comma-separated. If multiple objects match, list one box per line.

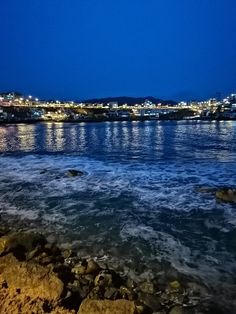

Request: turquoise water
left=0, top=121, right=236, bottom=291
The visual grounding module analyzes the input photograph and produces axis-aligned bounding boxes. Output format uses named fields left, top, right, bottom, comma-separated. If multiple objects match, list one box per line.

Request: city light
left=0, top=92, right=236, bottom=121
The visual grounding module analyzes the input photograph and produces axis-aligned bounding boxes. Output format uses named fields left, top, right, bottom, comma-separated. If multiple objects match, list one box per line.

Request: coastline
left=0, top=117, right=236, bottom=125
left=0, top=225, right=233, bottom=314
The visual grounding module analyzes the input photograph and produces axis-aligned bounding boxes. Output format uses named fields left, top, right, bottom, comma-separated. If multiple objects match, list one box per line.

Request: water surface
left=0, top=121, right=236, bottom=291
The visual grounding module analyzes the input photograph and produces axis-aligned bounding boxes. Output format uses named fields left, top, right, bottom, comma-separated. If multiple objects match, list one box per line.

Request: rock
left=0, top=231, right=46, bottom=257
left=94, top=270, right=113, bottom=287
left=169, top=280, right=181, bottom=290
left=104, top=287, right=119, bottom=299
left=0, top=254, right=64, bottom=301
left=62, top=249, right=74, bottom=259
left=0, top=284, right=74, bottom=314
left=26, top=245, right=42, bottom=260
left=135, top=304, right=146, bottom=314
left=0, top=226, right=10, bottom=237
left=87, top=260, right=100, bottom=273
left=139, top=281, right=154, bottom=294
left=72, top=260, right=100, bottom=275
left=40, top=255, right=54, bottom=265
left=67, top=280, right=90, bottom=298
left=216, top=188, right=236, bottom=203
left=126, top=278, right=137, bottom=290
left=76, top=284, right=90, bottom=299
left=138, top=293, right=162, bottom=312
left=119, top=286, right=136, bottom=301
left=186, top=282, right=208, bottom=296
left=65, top=257, right=78, bottom=267
left=78, top=299, right=136, bottom=314
left=169, top=306, right=183, bottom=314
left=87, top=285, right=104, bottom=300
left=66, top=169, right=84, bottom=177
left=83, top=274, right=96, bottom=283
left=72, top=264, right=87, bottom=275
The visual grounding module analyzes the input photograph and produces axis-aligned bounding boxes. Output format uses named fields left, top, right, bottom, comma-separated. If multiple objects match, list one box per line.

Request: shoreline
left=0, top=225, right=233, bottom=314
left=0, top=118, right=236, bottom=125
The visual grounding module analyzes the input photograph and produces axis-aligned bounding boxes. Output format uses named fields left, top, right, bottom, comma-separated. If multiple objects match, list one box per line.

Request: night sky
left=1, top=0, right=236, bottom=101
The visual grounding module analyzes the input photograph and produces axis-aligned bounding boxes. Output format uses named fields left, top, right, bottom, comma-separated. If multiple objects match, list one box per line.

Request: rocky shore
left=0, top=226, right=233, bottom=314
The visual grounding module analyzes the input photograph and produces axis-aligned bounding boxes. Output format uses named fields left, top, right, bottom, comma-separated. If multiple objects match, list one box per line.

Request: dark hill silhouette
left=82, top=96, right=177, bottom=106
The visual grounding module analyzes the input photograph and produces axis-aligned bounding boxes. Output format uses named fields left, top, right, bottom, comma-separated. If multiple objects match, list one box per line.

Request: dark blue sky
left=1, top=0, right=236, bottom=101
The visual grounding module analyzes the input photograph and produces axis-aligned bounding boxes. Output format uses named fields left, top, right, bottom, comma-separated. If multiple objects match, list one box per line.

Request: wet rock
left=0, top=254, right=64, bottom=301
left=72, top=259, right=100, bottom=276
left=216, top=188, right=236, bottom=203
left=138, top=293, right=162, bottom=312
left=78, top=299, right=136, bottom=314
left=62, top=249, right=74, bottom=259
left=72, top=264, right=87, bottom=275
left=26, top=245, right=42, bottom=260
left=87, top=260, right=100, bottom=273
left=169, top=306, right=184, bottom=314
left=40, top=255, right=54, bottom=265
left=139, top=281, right=154, bottom=294
left=64, top=257, right=79, bottom=267
left=66, top=169, right=84, bottom=177
left=126, top=278, right=137, bottom=290
left=83, top=274, right=96, bottom=284
left=94, top=270, right=113, bottom=287
left=67, top=280, right=90, bottom=299
left=186, top=282, right=209, bottom=296
left=169, top=281, right=181, bottom=291
left=44, top=242, right=62, bottom=257
left=87, top=286, right=105, bottom=300
left=76, top=284, right=90, bottom=299
left=53, top=263, right=74, bottom=285
left=183, top=296, right=200, bottom=307
left=104, top=287, right=119, bottom=299
left=119, top=286, right=137, bottom=301
left=0, top=226, right=10, bottom=237
left=135, top=304, right=146, bottom=314
left=0, top=231, right=46, bottom=258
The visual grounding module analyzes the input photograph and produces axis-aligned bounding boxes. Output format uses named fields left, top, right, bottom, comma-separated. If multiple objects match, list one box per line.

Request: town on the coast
left=0, top=92, right=236, bottom=123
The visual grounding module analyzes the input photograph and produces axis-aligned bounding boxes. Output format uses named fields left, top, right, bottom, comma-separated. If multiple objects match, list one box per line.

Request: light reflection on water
left=0, top=121, right=235, bottom=162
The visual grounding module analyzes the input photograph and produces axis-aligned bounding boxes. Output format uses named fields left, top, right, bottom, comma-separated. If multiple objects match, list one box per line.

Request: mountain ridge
left=82, top=96, right=177, bottom=105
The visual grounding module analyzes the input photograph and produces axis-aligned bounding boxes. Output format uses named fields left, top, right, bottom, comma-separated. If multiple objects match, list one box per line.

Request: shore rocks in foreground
left=0, top=226, right=230, bottom=314
left=78, top=299, right=136, bottom=314
left=0, top=253, right=64, bottom=301
left=0, top=231, right=46, bottom=257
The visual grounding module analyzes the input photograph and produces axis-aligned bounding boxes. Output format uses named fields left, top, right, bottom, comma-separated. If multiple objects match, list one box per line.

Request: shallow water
left=0, top=121, right=236, bottom=290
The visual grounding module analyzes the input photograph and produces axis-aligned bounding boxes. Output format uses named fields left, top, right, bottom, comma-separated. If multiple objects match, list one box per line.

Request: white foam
left=0, top=153, right=236, bottom=287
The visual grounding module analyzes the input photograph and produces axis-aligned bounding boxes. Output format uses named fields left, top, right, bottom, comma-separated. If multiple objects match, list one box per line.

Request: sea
left=0, top=121, right=236, bottom=297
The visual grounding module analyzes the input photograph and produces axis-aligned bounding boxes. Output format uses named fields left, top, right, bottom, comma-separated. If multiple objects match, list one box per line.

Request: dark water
left=0, top=121, right=236, bottom=290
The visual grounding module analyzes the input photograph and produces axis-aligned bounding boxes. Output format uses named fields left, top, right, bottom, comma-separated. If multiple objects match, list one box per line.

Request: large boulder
left=216, top=188, right=236, bottom=203
left=78, top=299, right=136, bottom=314
left=0, top=254, right=64, bottom=301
